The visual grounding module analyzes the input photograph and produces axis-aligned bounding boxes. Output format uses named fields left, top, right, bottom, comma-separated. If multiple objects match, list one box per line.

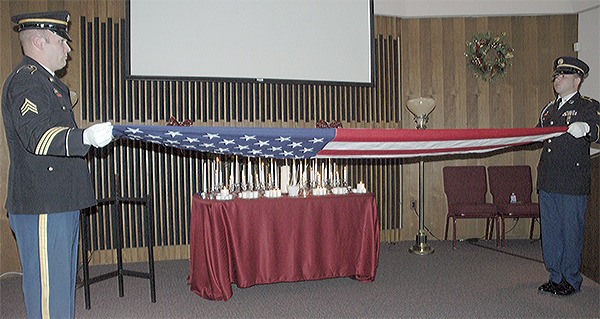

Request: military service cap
left=11, top=11, right=72, bottom=41
left=553, top=56, right=589, bottom=78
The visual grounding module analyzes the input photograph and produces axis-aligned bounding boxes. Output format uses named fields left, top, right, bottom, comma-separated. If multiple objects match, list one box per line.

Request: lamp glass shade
left=406, top=97, right=436, bottom=117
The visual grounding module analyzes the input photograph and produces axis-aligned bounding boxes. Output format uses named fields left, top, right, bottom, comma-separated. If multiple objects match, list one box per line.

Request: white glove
left=567, top=122, right=590, bottom=138
left=83, top=122, right=114, bottom=148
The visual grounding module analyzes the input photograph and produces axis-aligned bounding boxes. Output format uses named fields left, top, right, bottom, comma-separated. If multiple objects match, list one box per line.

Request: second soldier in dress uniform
left=536, top=56, right=600, bottom=296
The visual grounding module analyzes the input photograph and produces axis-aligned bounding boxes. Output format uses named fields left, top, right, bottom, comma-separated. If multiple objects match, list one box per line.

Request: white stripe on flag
left=317, top=131, right=564, bottom=158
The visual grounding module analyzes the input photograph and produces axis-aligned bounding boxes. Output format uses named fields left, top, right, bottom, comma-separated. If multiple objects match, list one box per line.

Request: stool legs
left=146, top=196, right=156, bottom=303
left=80, top=196, right=156, bottom=309
left=81, top=210, right=92, bottom=310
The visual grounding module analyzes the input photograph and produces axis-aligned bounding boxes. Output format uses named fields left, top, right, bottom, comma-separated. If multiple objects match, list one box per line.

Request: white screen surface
left=129, top=0, right=373, bottom=84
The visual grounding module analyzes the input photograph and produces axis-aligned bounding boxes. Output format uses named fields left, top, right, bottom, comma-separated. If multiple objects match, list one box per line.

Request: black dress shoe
left=555, top=280, right=578, bottom=296
left=538, top=281, right=559, bottom=293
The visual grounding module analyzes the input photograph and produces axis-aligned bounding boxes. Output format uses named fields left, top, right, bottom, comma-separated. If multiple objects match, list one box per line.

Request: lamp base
left=409, top=232, right=434, bottom=255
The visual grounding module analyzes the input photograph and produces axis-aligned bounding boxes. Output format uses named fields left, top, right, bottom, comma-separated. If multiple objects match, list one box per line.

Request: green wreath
left=465, top=32, right=514, bottom=82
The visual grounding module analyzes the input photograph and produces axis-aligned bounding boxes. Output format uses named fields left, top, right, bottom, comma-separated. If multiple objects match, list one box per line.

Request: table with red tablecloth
left=188, top=192, right=380, bottom=301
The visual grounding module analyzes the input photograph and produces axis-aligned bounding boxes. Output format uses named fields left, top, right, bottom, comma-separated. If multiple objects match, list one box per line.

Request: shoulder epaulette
left=15, top=65, right=37, bottom=75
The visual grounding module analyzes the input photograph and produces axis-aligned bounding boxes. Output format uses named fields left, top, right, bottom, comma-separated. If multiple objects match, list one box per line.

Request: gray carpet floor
left=1, top=239, right=599, bottom=318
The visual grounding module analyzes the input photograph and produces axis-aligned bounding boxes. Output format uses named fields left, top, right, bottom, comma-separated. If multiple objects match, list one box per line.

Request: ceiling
left=373, top=0, right=600, bottom=18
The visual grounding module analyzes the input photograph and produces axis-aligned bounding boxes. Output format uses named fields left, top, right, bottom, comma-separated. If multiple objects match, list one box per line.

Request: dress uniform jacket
left=2, top=56, right=97, bottom=214
left=536, top=92, right=600, bottom=195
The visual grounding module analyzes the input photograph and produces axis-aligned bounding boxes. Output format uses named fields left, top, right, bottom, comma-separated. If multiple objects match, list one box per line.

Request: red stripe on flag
left=331, top=127, right=567, bottom=142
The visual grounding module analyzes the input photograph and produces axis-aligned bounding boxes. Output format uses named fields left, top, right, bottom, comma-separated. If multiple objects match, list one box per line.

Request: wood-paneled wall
left=0, top=0, right=579, bottom=271
left=399, top=15, right=578, bottom=243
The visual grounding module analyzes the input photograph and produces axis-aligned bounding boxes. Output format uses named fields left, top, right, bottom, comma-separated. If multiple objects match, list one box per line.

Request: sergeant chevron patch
left=20, top=98, right=38, bottom=116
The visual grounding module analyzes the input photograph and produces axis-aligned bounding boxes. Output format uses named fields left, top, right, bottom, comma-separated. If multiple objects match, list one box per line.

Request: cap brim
left=553, top=68, right=581, bottom=77
left=54, top=29, right=72, bottom=41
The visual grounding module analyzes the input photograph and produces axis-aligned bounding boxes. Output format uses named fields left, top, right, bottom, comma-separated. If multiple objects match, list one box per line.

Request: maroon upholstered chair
left=443, top=166, right=499, bottom=249
left=487, top=165, right=540, bottom=247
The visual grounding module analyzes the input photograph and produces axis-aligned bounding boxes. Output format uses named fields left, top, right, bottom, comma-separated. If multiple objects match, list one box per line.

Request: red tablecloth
left=188, top=193, right=380, bottom=301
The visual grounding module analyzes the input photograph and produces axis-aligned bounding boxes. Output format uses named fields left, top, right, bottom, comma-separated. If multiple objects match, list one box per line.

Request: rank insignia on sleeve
left=20, top=98, right=38, bottom=116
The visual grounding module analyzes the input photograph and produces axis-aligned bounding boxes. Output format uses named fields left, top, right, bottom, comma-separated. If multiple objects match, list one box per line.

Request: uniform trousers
left=9, top=211, right=80, bottom=319
left=539, top=190, right=587, bottom=290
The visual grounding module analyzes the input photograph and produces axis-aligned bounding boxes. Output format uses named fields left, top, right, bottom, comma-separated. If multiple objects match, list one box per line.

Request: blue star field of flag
left=113, top=125, right=337, bottom=159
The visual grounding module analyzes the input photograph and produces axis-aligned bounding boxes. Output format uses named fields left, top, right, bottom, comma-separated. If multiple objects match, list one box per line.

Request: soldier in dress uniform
left=2, top=11, right=114, bottom=317
left=536, top=56, right=600, bottom=296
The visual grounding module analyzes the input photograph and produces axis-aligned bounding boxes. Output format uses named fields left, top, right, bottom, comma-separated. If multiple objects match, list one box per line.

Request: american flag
left=112, top=125, right=566, bottom=159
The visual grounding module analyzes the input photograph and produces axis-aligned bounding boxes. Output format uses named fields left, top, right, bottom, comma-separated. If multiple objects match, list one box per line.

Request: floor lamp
left=406, top=97, right=436, bottom=255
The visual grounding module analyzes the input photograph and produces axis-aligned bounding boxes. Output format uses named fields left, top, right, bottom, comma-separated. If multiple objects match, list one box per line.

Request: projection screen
left=128, top=0, right=374, bottom=85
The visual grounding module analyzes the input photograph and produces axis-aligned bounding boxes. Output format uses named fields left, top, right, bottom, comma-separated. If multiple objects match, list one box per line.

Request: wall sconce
left=406, top=97, right=436, bottom=129
left=407, top=97, right=435, bottom=255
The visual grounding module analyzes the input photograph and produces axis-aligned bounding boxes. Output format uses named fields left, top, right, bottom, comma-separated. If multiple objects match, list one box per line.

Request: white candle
left=258, top=158, right=261, bottom=184
left=260, top=159, right=265, bottom=185
left=210, top=160, right=218, bottom=189
left=357, top=181, right=366, bottom=193
left=248, top=157, right=252, bottom=186
left=303, top=160, right=307, bottom=186
left=219, top=158, right=223, bottom=187
left=316, top=172, right=322, bottom=188
left=292, top=160, right=297, bottom=185
left=235, top=156, right=240, bottom=185
left=202, top=159, right=207, bottom=193
left=242, top=166, right=246, bottom=186
left=343, top=165, right=348, bottom=184
left=214, top=168, right=218, bottom=189
left=302, top=165, right=307, bottom=185
left=274, top=161, right=278, bottom=189
left=328, top=159, right=332, bottom=184
left=229, top=162, right=234, bottom=188
left=270, top=158, right=275, bottom=188
left=280, top=166, right=289, bottom=193
left=320, top=162, right=325, bottom=186
left=332, top=162, right=337, bottom=185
